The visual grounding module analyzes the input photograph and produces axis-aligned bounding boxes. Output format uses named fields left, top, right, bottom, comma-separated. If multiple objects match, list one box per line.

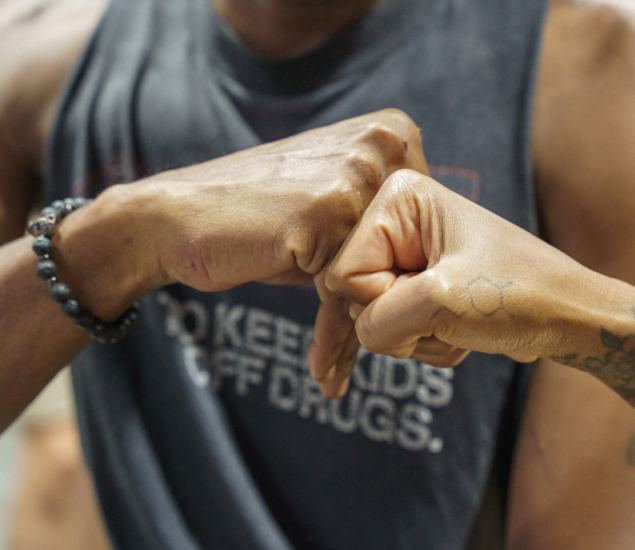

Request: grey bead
left=63, top=198, right=76, bottom=213
left=37, top=260, right=57, bottom=280
left=40, top=206, right=57, bottom=218
left=32, top=236, right=53, bottom=257
left=61, top=299, right=81, bottom=317
left=50, top=200, right=65, bottom=217
left=50, top=283, right=70, bottom=303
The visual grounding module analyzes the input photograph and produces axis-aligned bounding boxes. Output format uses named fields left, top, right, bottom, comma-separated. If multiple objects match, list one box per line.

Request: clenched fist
left=312, top=169, right=635, bottom=404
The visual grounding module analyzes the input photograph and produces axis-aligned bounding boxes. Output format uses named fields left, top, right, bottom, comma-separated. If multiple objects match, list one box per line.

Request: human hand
left=137, top=109, right=427, bottom=291
left=107, top=110, right=424, bottom=393
left=314, top=169, right=600, bottom=397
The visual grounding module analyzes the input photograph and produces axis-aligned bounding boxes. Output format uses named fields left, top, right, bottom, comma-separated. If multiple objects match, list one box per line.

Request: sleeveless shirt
left=48, top=0, right=548, bottom=548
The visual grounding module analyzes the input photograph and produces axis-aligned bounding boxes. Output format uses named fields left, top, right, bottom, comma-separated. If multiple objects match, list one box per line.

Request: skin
left=324, top=3, right=635, bottom=547
left=326, top=170, right=635, bottom=386
left=1, top=0, right=635, bottom=548
left=10, top=423, right=111, bottom=550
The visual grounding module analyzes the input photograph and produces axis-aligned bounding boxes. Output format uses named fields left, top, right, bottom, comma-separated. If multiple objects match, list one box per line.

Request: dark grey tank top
left=48, top=0, right=548, bottom=548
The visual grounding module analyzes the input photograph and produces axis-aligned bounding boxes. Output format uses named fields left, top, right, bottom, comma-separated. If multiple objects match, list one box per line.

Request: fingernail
left=336, top=377, right=350, bottom=399
left=326, top=364, right=337, bottom=381
left=349, top=303, right=363, bottom=321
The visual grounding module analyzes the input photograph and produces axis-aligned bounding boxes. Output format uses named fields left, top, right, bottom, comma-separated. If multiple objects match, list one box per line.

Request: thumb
left=354, top=267, right=456, bottom=358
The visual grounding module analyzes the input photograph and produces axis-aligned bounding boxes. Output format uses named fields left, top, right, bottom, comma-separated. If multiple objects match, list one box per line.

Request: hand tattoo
left=431, top=276, right=513, bottom=319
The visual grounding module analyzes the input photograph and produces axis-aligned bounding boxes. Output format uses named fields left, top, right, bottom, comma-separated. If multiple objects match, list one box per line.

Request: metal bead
left=27, top=213, right=57, bottom=237
left=37, top=259, right=57, bottom=279
left=32, top=236, right=53, bottom=257
left=50, top=283, right=71, bottom=303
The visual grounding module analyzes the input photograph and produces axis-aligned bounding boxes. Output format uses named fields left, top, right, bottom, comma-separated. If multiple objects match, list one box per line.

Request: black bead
left=50, top=283, right=71, bottom=303
left=103, top=325, right=123, bottom=342
left=75, top=310, right=96, bottom=329
left=61, top=299, right=81, bottom=317
left=32, top=236, right=53, bottom=257
left=37, top=259, right=57, bottom=279
left=33, top=197, right=137, bottom=343
left=89, top=322, right=106, bottom=337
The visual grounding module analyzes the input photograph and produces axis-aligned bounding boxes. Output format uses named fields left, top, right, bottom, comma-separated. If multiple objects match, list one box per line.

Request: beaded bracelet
left=27, top=198, right=139, bottom=343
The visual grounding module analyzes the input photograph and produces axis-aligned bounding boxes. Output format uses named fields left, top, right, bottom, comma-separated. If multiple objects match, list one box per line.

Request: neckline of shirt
left=197, top=0, right=424, bottom=95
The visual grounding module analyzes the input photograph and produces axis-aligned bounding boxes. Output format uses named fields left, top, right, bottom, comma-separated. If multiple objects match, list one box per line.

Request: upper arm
left=508, top=3, right=635, bottom=548
left=508, top=359, right=635, bottom=550
left=532, top=1, right=635, bottom=281
left=0, top=0, right=106, bottom=243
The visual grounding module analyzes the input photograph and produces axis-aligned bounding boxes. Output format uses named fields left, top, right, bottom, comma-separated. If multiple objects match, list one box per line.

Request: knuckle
left=327, top=177, right=364, bottom=226
left=381, top=108, right=422, bottom=149
left=280, top=226, right=316, bottom=270
left=324, top=265, right=345, bottom=294
left=360, top=123, right=408, bottom=167
left=355, top=315, right=382, bottom=354
left=382, top=168, right=422, bottom=197
left=345, top=151, right=384, bottom=194
left=380, top=108, right=417, bottom=131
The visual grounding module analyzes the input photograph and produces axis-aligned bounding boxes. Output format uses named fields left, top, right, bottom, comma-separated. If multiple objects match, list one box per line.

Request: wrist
left=51, top=182, right=172, bottom=321
left=546, top=263, right=635, bottom=360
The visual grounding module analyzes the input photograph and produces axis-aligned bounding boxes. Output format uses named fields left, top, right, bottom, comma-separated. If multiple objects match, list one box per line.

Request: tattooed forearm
left=431, top=276, right=513, bottom=320
left=551, top=327, right=635, bottom=402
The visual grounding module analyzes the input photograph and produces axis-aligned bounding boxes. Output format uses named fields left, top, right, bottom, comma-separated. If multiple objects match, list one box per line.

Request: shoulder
left=0, top=0, right=106, bottom=175
left=534, top=1, right=635, bottom=157
left=539, top=1, right=635, bottom=88
left=532, top=1, right=635, bottom=276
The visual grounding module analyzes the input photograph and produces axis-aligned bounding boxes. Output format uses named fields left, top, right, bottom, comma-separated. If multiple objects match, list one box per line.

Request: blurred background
left=0, top=427, right=15, bottom=550
left=0, top=369, right=111, bottom=550
left=0, top=0, right=634, bottom=549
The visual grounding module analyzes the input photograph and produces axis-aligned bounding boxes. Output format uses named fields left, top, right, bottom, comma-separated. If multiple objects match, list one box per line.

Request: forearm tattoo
left=431, top=276, right=513, bottom=319
left=551, top=308, right=635, bottom=402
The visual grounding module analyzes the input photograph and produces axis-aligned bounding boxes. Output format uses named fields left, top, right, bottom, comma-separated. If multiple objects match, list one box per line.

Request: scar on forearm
left=431, top=276, right=514, bottom=320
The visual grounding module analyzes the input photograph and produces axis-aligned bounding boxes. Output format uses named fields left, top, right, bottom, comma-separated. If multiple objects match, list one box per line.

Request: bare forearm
left=0, top=109, right=425, bottom=426
left=0, top=237, right=89, bottom=432
left=0, top=171, right=179, bottom=430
